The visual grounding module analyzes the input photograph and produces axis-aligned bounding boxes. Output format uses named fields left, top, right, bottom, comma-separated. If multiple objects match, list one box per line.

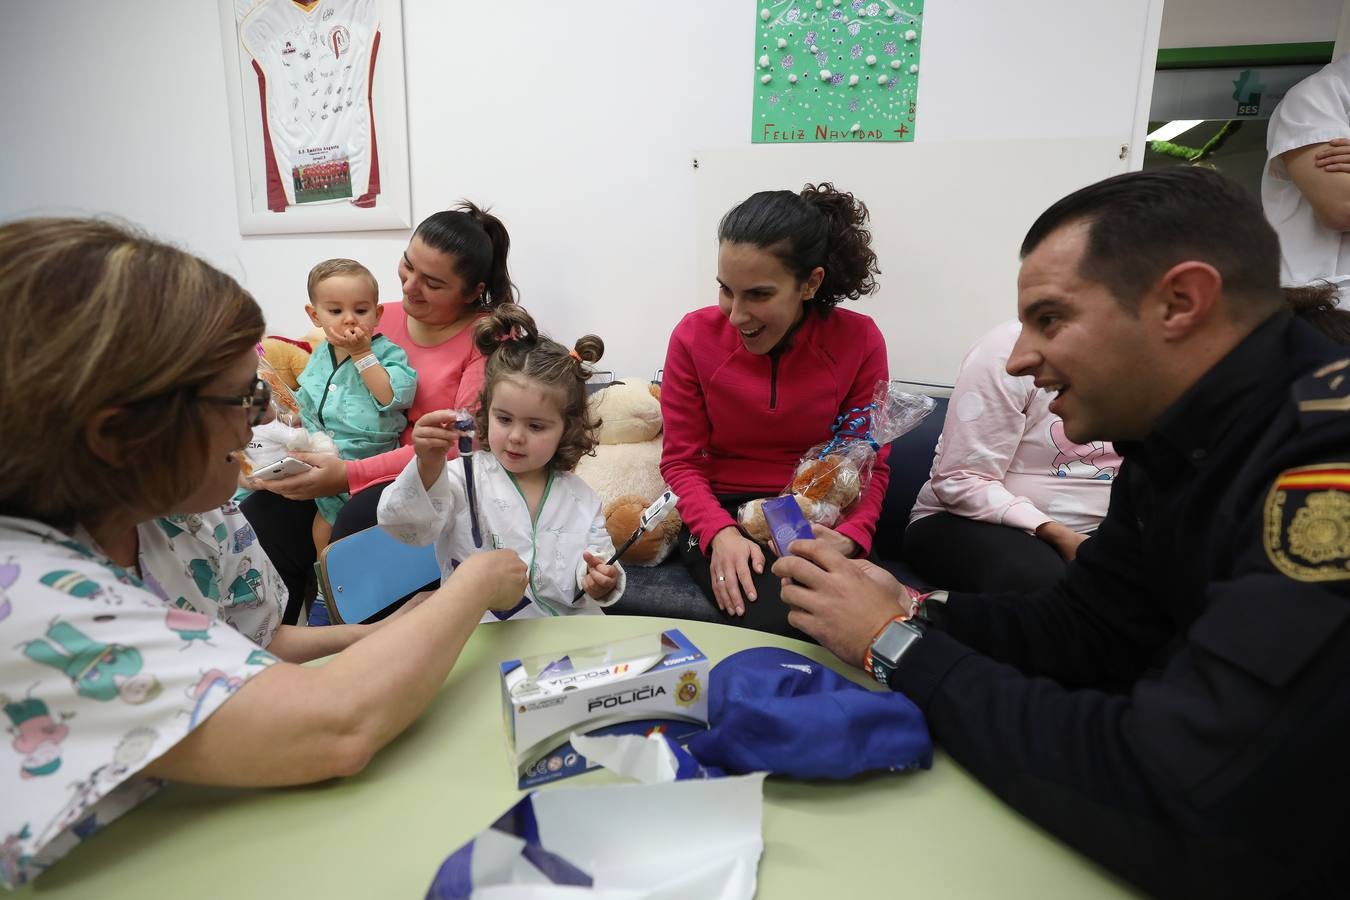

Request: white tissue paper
left=425, top=775, right=765, bottom=900
left=425, top=733, right=765, bottom=899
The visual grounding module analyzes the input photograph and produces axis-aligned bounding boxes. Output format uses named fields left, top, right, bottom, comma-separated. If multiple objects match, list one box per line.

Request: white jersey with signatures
left=239, top=0, right=380, bottom=211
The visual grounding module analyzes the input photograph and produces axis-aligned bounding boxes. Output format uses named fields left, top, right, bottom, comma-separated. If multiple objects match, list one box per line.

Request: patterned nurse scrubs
left=0, top=502, right=285, bottom=888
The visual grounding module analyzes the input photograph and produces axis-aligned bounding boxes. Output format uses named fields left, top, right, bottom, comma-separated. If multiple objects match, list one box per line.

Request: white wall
left=0, top=1, right=1160, bottom=382
left=1160, top=0, right=1344, bottom=48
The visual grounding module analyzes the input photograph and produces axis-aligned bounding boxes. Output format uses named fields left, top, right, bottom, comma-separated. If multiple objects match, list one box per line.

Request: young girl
left=377, top=304, right=624, bottom=620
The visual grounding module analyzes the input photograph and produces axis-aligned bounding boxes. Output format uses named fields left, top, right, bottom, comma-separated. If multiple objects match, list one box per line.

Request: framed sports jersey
left=218, top=0, right=411, bottom=234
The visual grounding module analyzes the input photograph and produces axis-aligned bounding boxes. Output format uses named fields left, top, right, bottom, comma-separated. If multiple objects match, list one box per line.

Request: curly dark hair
left=1284, top=281, right=1350, bottom=344
left=717, top=182, right=880, bottom=313
left=472, top=303, right=604, bottom=472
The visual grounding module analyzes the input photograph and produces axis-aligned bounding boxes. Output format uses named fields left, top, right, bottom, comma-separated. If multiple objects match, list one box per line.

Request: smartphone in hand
left=762, top=495, right=814, bottom=558
left=251, top=456, right=313, bottom=480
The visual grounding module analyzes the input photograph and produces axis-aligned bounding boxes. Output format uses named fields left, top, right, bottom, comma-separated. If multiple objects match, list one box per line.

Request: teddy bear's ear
left=260, top=337, right=311, bottom=390
left=590, top=379, right=662, bottom=444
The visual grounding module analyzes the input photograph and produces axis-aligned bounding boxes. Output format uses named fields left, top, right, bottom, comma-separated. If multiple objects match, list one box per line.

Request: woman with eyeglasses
left=240, top=202, right=515, bottom=623
left=0, top=217, right=528, bottom=889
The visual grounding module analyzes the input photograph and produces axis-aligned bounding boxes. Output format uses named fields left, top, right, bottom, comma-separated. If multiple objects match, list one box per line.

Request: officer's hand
left=774, top=539, right=911, bottom=670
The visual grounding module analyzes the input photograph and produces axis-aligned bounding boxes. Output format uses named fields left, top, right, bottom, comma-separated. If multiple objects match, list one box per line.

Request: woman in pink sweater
left=241, top=203, right=515, bottom=620
left=905, top=320, right=1120, bottom=591
left=660, top=183, right=889, bottom=637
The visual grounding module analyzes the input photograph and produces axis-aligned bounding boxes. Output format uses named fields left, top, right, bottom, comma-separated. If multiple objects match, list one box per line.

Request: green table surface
left=15, top=616, right=1139, bottom=898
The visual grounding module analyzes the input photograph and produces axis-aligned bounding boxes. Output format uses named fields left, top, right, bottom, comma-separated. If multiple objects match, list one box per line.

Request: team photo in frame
left=218, top=0, right=412, bottom=234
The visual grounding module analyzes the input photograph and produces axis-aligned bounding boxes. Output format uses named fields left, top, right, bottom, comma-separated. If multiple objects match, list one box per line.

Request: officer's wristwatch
left=864, top=616, right=926, bottom=685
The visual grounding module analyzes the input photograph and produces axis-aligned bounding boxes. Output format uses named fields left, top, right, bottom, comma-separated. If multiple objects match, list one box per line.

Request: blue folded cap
left=683, top=647, right=932, bottom=779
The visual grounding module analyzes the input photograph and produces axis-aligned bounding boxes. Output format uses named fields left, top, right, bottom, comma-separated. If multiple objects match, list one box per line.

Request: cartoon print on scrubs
left=37, top=768, right=114, bottom=848
left=0, top=561, right=15, bottom=622
left=185, top=653, right=275, bottom=728
left=22, top=621, right=161, bottom=705
left=246, top=649, right=276, bottom=668
left=2, top=696, right=71, bottom=779
left=1, top=505, right=287, bottom=890
left=0, top=826, right=33, bottom=888
left=156, top=519, right=187, bottom=541
left=230, top=521, right=257, bottom=553
left=187, top=669, right=244, bottom=728
left=37, top=570, right=110, bottom=603
left=187, top=559, right=222, bottom=603
left=225, top=557, right=265, bottom=608
left=99, top=727, right=157, bottom=786
left=160, top=512, right=207, bottom=542
left=41, top=727, right=159, bottom=841
left=165, top=607, right=214, bottom=647
left=1049, top=420, right=1117, bottom=481
left=166, top=513, right=228, bottom=548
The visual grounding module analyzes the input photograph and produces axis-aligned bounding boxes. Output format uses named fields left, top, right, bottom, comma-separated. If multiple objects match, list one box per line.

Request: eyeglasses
left=197, top=377, right=272, bottom=427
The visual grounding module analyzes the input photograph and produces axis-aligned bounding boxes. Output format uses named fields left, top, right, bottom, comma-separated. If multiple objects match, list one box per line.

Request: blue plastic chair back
left=318, top=526, right=441, bottom=624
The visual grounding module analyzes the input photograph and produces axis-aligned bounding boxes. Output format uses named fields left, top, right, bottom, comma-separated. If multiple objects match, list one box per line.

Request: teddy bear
left=240, top=336, right=336, bottom=477
left=574, top=378, right=682, bottom=566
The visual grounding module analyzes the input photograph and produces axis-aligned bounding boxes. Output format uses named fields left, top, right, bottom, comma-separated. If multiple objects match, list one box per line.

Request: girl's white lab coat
left=377, top=452, right=625, bottom=619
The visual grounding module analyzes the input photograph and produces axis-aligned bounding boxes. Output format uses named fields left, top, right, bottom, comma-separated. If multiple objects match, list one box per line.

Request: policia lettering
left=1264, top=464, right=1350, bottom=582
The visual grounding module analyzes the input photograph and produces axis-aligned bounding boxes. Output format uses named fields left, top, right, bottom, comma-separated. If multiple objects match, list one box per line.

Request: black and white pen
left=455, top=416, right=483, bottom=548
left=574, top=489, right=679, bottom=602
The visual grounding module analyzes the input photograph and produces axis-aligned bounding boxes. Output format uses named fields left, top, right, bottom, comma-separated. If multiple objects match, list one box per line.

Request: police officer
left=776, top=167, right=1350, bottom=897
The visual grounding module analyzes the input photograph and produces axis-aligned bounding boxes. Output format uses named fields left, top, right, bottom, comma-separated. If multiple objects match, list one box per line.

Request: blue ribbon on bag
left=817, top=402, right=879, bottom=458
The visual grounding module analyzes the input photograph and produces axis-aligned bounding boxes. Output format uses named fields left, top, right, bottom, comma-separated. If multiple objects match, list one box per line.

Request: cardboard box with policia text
left=500, top=630, right=709, bottom=788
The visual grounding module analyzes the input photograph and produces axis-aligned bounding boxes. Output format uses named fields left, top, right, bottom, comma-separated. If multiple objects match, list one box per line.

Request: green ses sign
left=1232, top=69, right=1267, bottom=117
left=752, top=0, right=924, bottom=144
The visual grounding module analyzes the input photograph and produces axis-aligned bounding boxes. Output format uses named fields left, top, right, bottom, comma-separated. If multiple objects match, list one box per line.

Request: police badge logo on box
left=500, top=630, right=709, bottom=787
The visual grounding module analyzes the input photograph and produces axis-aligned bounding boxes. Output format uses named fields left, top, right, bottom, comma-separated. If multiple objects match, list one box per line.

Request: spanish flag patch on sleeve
left=1265, top=464, right=1350, bottom=582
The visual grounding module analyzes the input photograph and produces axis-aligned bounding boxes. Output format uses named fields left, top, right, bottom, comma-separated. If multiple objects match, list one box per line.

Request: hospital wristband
left=353, top=353, right=381, bottom=373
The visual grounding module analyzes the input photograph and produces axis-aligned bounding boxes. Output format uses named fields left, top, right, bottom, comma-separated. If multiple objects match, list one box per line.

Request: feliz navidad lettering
left=761, top=116, right=914, bottom=143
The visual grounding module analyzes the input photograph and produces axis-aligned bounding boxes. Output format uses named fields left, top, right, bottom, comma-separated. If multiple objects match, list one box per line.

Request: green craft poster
left=752, top=0, right=924, bottom=143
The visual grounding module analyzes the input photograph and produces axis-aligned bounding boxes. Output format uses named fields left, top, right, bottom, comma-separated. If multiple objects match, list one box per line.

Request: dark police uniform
left=890, top=313, right=1350, bottom=898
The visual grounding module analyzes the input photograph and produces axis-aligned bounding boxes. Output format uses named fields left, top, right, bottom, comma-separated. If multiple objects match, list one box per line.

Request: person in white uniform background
left=1262, top=52, right=1350, bottom=293
left=0, top=217, right=527, bottom=888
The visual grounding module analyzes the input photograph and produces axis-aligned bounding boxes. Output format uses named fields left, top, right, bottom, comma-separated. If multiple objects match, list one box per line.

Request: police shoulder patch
left=1265, top=464, right=1350, bottom=581
left=1295, top=358, right=1350, bottom=422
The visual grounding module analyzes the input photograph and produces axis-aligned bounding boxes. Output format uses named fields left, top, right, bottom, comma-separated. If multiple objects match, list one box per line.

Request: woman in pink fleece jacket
left=660, top=183, right=889, bottom=637
left=241, top=203, right=515, bottom=620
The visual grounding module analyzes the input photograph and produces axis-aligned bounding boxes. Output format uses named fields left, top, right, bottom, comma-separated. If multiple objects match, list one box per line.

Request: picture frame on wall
left=217, top=0, right=411, bottom=235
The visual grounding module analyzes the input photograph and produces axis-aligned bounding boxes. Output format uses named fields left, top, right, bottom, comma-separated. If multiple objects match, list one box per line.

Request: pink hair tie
left=496, top=326, right=521, bottom=343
